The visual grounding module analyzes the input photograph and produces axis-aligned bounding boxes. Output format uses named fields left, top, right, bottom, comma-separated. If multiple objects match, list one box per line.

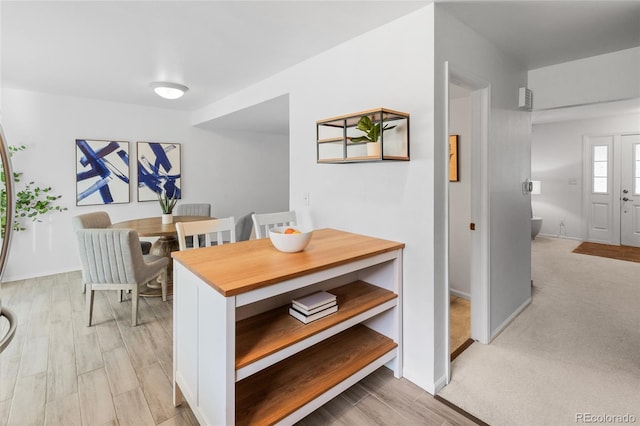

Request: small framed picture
left=449, top=135, right=459, bottom=182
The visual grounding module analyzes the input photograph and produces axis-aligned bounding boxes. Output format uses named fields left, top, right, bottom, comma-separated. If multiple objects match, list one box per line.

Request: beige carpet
left=439, top=236, right=640, bottom=426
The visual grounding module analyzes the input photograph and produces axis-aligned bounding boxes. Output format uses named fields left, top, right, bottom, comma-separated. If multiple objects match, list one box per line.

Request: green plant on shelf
left=350, top=115, right=397, bottom=144
left=0, top=145, right=67, bottom=237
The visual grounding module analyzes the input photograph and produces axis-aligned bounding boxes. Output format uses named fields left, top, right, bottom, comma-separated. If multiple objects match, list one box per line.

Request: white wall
left=528, top=47, right=640, bottom=110
left=194, top=6, right=438, bottom=392
left=435, top=5, right=531, bottom=385
left=532, top=113, right=640, bottom=239
left=196, top=128, right=289, bottom=219
left=196, top=3, right=532, bottom=393
left=0, top=88, right=288, bottom=281
left=449, top=94, right=471, bottom=298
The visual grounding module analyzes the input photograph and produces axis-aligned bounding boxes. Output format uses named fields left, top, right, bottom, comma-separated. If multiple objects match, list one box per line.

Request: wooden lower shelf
left=235, top=325, right=397, bottom=426
left=317, top=155, right=409, bottom=163
left=235, top=280, right=397, bottom=369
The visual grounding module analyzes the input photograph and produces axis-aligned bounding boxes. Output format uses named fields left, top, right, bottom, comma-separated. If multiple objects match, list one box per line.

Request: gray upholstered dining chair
left=235, top=212, right=254, bottom=241
left=175, top=217, right=236, bottom=250
left=251, top=210, right=297, bottom=239
left=72, top=211, right=152, bottom=254
left=72, top=211, right=153, bottom=293
left=175, top=203, right=211, bottom=217
left=76, top=229, right=169, bottom=326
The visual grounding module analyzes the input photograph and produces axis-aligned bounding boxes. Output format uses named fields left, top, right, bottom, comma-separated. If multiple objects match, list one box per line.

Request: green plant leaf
left=356, top=116, right=372, bottom=132
left=0, top=145, right=66, bottom=238
left=350, top=137, right=369, bottom=143
left=370, top=123, right=380, bottom=142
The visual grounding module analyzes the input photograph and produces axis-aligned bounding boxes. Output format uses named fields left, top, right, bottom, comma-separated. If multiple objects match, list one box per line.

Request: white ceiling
left=439, top=1, right=640, bottom=71
left=2, top=1, right=639, bottom=130
left=1, top=1, right=426, bottom=112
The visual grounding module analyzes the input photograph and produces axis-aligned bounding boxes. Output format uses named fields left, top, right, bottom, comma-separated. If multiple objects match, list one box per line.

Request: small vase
left=162, top=213, right=173, bottom=224
left=367, top=142, right=381, bottom=157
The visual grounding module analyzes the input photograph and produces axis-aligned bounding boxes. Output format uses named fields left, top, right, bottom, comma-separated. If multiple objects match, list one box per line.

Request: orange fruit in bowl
left=269, top=226, right=313, bottom=252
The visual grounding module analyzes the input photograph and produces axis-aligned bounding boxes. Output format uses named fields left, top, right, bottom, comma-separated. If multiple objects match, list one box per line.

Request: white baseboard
left=490, top=297, right=531, bottom=341
left=538, top=233, right=582, bottom=241
left=2, top=266, right=80, bottom=283
left=449, top=288, right=470, bottom=300
left=433, top=374, right=447, bottom=394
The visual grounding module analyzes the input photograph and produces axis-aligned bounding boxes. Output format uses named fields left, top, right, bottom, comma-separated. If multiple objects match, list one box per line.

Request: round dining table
left=109, top=215, right=213, bottom=297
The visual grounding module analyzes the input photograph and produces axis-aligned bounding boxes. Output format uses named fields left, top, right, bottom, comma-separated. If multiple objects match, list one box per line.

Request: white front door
left=584, top=135, right=618, bottom=244
left=621, top=134, right=640, bottom=247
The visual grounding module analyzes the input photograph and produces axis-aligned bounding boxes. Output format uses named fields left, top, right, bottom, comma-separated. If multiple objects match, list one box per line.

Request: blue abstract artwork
left=76, top=139, right=130, bottom=205
left=137, top=142, right=181, bottom=201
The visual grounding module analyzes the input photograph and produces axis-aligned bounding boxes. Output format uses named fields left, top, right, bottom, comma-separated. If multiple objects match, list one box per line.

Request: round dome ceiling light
left=150, top=82, right=189, bottom=100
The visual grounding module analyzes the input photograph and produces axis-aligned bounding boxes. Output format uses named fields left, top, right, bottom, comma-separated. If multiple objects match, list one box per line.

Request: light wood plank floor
left=0, top=272, right=479, bottom=426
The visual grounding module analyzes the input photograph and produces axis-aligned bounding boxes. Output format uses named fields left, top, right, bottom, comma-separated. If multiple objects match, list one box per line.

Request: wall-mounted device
left=518, top=87, right=533, bottom=111
left=523, top=178, right=541, bottom=194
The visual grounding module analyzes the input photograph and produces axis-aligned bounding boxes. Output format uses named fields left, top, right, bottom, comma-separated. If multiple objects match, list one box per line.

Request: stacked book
left=289, top=291, right=338, bottom=324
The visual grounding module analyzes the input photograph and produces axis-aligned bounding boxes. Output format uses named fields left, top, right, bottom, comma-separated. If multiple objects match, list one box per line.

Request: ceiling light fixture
left=150, top=82, right=189, bottom=100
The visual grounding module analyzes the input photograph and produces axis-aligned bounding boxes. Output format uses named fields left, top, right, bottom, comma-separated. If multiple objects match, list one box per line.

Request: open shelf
left=173, top=229, right=403, bottom=425
left=317, top=155, right=401, bottom=163
left=236, top=281, right=397, bottom=370
left=235, top=325, right=397, bottom=426
left=316, top=108, right=410, bottom=163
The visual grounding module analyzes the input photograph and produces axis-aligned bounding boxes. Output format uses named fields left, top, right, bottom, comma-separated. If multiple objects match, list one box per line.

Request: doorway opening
left=445, top=64, right=491, bottom=385
left=448, top=83, right=473, bottom=360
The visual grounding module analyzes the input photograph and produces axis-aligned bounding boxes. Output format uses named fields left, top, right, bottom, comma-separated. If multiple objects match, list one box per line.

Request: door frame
left=620, top=134, right=640, bottom=247
left=583, top=132, right=640, bottom=245
left=445, top=63, right=491, bottom=384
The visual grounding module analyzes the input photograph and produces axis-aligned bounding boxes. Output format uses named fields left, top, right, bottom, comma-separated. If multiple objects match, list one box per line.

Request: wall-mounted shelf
left=316, top=108, right=410, bottom=163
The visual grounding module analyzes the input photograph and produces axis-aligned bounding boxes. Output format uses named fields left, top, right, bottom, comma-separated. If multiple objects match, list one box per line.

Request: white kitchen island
left=172, top=228, right=404, bottom=426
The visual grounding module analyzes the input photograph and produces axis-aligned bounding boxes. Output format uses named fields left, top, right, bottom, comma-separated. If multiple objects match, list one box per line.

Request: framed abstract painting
left=76, top=139, right=130, bottom=205
left=137, top=141, right=181, bottom=201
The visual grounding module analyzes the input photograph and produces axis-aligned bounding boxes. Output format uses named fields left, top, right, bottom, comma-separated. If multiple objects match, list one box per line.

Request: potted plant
left=158, top=189, right=178, bottom=224
left=0, top=145, right=66, bottom=237
left=351, top=115, right=397, bottom=157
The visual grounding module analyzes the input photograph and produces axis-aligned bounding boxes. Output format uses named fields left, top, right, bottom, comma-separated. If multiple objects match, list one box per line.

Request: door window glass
left=593, top=145, right=608, bottom=194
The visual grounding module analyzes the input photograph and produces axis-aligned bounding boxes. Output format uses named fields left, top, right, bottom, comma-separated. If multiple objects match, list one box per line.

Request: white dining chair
left=175, top=203, right=211, bottom=247
left=175, top=217, right=236, bottom=250
left=251, top=210, right=297, bottom=239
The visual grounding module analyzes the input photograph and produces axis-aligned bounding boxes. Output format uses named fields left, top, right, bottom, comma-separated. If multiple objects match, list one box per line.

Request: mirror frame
left=0, top=124, right=17, bottom=353
left=0, top=125, right=14, bottom=281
